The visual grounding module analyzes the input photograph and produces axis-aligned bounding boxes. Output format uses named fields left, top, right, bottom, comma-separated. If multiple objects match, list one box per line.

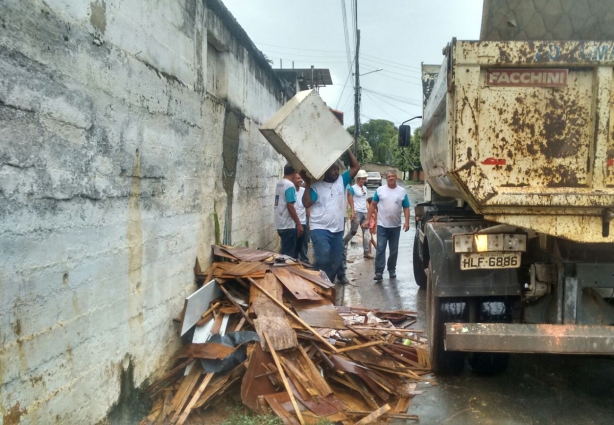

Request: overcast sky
left=222, top=0, right=483, bottom=129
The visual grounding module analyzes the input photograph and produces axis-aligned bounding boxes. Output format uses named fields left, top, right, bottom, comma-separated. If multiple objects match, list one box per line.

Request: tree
left=393, top=127, right=421, bottom=180
left=348, top=119, right=398, bottom=164
left=342, top=131, right=373, bottom=165
left=356, top=135, right=373, bottom=164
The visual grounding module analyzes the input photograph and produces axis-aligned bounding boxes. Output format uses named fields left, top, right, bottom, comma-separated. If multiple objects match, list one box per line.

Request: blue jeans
left=278, top=228, right=297, bottom=258
left=296, top=220, right=310, bottom=263
left=310, top=229, right=344, bottom=281
left=375, top=225, right=401, bottom=275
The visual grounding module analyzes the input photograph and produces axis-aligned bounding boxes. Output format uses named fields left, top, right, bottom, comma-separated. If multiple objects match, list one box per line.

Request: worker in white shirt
left=363, top=170, right=410, bottom=282
left=293, top=173, right=310, bottom=264
left=301, top=151, right=360, bottom=284
left=274, top=164, right=304, bottom=258
left=343, top=169, right=372, bottom=258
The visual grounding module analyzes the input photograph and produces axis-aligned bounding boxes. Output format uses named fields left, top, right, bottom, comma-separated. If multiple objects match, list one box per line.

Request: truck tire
left=426, top=261, right=465, bottom=375
left=413, top=233, right=427, bottom=289
left=467, top=298, right=511, bottom=376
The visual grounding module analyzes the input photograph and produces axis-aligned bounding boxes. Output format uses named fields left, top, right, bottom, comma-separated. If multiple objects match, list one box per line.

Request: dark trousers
left=375, top=225, right=401, bottom=275
left=311, top=229, right=344, bottom=281
left=296, top=221, right=310, bottom=263
left=278, top=228, right=297, bottom=258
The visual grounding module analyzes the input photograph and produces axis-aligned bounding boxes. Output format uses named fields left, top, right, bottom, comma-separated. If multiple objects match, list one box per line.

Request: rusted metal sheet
left=445, top=323, right=614, bottom=354
left=421, top=40, right=614, bottom=243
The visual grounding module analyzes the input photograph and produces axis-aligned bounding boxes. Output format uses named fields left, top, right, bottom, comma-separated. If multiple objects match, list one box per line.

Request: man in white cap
left=344, top=170, right=372, bottom=258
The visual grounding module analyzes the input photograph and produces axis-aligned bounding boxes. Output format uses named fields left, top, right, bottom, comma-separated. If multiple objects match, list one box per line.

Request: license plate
left=460, top=252, right=521, bottom=270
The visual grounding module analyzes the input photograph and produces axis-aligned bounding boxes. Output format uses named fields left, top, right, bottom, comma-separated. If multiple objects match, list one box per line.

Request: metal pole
left=311, top=65, right=314, bottom=90
left=354, top=29, right=360, bottom=156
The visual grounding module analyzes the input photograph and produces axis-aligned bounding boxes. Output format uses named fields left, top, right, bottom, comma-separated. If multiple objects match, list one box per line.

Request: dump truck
left=404, top=39, right=614, bottom=374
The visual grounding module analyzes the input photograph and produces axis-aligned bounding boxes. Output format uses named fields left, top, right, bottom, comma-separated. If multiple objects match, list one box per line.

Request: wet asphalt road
left=336, top=182, right=614, bottom=425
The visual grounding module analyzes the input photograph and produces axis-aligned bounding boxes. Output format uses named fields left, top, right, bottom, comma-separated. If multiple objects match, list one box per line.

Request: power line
left=335, top=56, right=356, bottom=108
left=341, top=0, right=352, bottom=73
left=363, top=91, right=400, bottom=122
left=261, top=49, right=346, bottom=59
left=256, top=42, right=345, bottom=53
left=361, top=53, right=422, bottom=70
left=362, top=88, right=422, bottom=106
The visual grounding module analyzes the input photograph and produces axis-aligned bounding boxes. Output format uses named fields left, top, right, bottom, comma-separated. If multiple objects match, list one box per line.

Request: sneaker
left=373, top=273, right=383, bottom=282
left=389, top=271, right=397, bottom=279
left=363, top=253, right=374, bottom=259
left=337, top=276, right=350, bottom=285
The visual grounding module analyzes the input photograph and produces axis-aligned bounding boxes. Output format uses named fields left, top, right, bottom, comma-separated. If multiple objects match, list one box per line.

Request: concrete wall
left=362, top=163, right=403, bottom=179
left=0, top=0, right=287, bottom=423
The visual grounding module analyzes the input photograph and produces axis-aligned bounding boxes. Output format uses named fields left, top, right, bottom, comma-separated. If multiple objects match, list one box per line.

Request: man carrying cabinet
left=275, top=164, right=304, bottom=258
left=301, top=151, right=360, bottom=284
left=364, top=170, right=410, bottom=282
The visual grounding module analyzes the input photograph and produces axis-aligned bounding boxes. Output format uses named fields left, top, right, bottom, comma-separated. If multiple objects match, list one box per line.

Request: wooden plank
left=251, top=273, right=297, bottom=351
left=241, top=344, right=276, bottom=410
left=337, top=340, right=385, bottom=353
left=224, top=261, right=264, bottom=276
left=169, top=362, right=201, bottom=419
left=264, top=332, right=305, bottom=425
left=212, top=245, right=237, bottom=260
left=220, top=246, right=276, bottom=262
left=248, top=278, right=339, bottom=353
left=254, top=316, right=298, bottom=351
left=176, top=343, right=235, bottom=360
left=354, top=403, right=391, bottom=425
left=271, top=267, right=323, bottom=301
left=263, top=393, right=301, bottom=425
left=144, top=359, right=194, bottom=393
left=287, top=266, right=334, bottom=289
left=218, top=283, right=253, bottom=326
left=175, top=373, right=214, bottom=425
left=290, top=298, right=346, bottom=329
left=295, top=345, right=333, bottom=396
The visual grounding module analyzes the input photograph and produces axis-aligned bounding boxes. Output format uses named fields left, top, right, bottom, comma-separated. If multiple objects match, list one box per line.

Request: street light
left=354, top=68, right=383, bottom=77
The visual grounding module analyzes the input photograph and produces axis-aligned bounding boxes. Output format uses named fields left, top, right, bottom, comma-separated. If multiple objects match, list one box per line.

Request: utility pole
left=353, top=29, right=360, bottom=156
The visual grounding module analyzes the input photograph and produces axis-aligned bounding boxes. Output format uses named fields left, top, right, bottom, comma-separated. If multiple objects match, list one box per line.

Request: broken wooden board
left=254, top=316, right=298, bottom=352
left=271, top=267, right=323, bottom=301
left=287, top=266, right=334, bottom=289
left=224, top=261, right=268, bottom=276
left=176, top=343, right=235, bottom=360
left=251, top=273, right=297, bottom=351
left=263, top=392, right=301, bottom=425
left=241, top=342, right=278, bottom=410
left=180, top=279, right=221, bottom=336
left=218, top=245, right=276, bottom=262
left=290, top=298, right=346, bottom=329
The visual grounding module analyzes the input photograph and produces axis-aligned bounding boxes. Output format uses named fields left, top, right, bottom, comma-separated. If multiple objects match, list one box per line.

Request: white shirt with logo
left=374, top=185, right=410, bottom=228
left=274, top=178, right=297, bottom=230
left=309, top=171, right=351, bottom=233
left=295, top=186, right=307, bottom=225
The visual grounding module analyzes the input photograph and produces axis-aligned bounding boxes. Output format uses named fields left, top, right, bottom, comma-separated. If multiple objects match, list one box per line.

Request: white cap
left=356, top=170, right=369, bottom=178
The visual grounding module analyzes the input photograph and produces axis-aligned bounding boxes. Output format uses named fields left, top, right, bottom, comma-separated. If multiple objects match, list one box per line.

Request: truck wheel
left=413, top=234, right=427, bottom=289
left=468, top=298, right=512, bottom=376
left=426, top=261, right=465, bottom=375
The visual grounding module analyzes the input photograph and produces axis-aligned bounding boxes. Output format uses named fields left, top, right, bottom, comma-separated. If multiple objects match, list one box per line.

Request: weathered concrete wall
left=0, top=0, right=286, bottom=423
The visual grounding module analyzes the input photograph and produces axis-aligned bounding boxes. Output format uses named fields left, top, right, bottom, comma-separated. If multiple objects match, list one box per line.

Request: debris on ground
left=141, top=245, right=430, bottom=425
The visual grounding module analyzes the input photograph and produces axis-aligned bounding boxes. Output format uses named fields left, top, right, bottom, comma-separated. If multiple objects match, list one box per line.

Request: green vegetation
left=347, top=119, right=422, bottom=180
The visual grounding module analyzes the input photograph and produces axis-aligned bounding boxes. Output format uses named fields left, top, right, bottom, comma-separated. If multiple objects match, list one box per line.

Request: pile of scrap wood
left=141, top=245, right=430, bottom=425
